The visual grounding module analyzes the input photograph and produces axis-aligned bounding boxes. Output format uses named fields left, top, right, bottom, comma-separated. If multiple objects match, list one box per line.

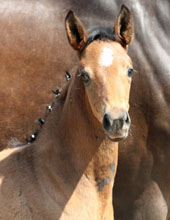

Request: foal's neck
left=59, top=74, right=118, bottom=172
left=36, top=73, right=118, bottom=213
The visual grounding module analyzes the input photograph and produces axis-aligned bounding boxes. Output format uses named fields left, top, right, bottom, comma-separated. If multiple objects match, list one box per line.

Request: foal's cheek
left=85, top=86, right=104, bottom=122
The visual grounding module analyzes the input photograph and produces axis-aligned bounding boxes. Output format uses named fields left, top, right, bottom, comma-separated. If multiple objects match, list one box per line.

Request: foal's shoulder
left=0, top=144, right=34, bottom=171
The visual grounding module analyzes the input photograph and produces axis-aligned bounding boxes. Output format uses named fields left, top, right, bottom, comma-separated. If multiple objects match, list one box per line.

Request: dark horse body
left=0, top=0, right=170, bottom=219
left=113, top=1, right=170, bottom=219
left=0, top=0, right=116, bottom=150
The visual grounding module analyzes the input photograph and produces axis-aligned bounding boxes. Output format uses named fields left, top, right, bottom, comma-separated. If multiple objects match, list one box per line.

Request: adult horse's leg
left=133, top=181, right=168, bottom=220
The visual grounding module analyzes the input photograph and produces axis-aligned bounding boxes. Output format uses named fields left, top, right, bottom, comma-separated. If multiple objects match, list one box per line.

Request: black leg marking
left=110, top=162, right=115, bottom=174
left=96, top=177, right=111, bottom=192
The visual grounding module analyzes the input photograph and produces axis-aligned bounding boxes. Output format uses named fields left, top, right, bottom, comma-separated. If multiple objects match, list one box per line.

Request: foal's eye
left=81, top=71, right=90, bottom=83
left=128, top=68, right=133, bottom=77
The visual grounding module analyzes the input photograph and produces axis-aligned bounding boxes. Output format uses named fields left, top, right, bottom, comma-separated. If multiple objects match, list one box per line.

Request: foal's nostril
left=103, top=111, right=130, bottom=133
left=124, top=112, right=131, bottom=125
left=103, top=114, right=111, bottom=131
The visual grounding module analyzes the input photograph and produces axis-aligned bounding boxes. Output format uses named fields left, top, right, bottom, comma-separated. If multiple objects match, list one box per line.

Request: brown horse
left=1, top=0, right=170, bottom=219
left=0, top=6, right=133, bottom=220
left=113, top=1, right=170, bottom=219
left=0, top=0, right=79, bottom=150
left=0, top=0, right=117, bottom=151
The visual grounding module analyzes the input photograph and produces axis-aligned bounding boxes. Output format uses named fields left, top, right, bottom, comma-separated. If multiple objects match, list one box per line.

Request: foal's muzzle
left=102, top=110, right=131, bottom=142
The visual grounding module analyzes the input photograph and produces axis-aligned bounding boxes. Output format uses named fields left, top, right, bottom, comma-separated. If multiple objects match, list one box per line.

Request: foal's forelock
left=79, top=27, right=117, bottom=54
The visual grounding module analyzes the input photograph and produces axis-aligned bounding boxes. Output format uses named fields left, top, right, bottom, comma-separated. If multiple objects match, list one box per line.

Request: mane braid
left=26, top=74, right=71, bottom=144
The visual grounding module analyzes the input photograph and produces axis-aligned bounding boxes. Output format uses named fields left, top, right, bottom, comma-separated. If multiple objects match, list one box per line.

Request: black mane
left=84, top=26, right=117, bottom=49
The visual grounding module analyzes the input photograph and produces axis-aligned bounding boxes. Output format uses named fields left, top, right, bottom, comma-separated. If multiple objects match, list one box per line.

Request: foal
left=0, top=5, right=133, bottom=220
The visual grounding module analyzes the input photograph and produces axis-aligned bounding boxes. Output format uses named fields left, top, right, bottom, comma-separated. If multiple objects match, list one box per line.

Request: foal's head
left=65, top=5, right=134, bottom=142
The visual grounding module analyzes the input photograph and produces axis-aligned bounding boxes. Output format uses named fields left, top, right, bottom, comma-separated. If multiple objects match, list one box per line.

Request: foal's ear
left=114, top=5, right=134, bottom=48
left=65, top=10, right=88, bottom=51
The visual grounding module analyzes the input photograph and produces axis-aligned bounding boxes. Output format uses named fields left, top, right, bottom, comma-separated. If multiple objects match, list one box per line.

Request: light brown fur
left=0, top=6, right=133, bottom=220
left=0, top=73, right=120, bottom=219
